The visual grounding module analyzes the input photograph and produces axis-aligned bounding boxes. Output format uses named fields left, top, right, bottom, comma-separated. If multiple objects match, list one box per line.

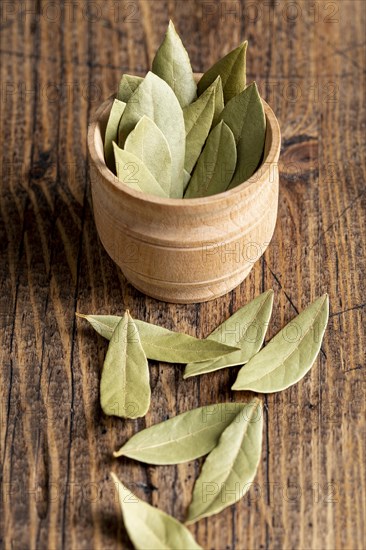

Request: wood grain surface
left=0, top=1, right=365, bottom=549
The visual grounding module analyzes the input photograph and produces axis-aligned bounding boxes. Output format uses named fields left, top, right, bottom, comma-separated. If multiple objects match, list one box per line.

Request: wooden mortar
left=87, top=89, right=281, bottom=304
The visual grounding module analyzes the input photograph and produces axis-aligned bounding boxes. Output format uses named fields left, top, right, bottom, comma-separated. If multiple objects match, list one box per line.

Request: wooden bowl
left=87, top=91, right=281, bottom=304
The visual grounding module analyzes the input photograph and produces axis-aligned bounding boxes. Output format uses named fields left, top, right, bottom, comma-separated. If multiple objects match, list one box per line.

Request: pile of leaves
left=103, top=21, right=266, bottom=199
left=78, top=291, right=329, bottom=548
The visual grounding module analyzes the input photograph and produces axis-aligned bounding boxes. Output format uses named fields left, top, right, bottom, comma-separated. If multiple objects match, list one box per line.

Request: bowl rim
left=87, top=91, right=281, bottom=208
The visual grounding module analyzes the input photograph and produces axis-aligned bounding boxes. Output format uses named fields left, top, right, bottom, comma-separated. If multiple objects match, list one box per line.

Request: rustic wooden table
left=1, top=1, right=365, bottom=549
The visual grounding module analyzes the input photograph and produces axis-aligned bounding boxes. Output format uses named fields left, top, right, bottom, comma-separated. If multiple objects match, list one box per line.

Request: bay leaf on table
left=184, top=120, right=237, bottom=198
left=118, top=71, right=185, bottom=197
left=114, top=402, right=247, bottom=463
left=111, top=473, right=202, bottom=550
left=113, top=142, right=168, bottom=198
left=76, top=313, right=240, bottom=363
left=104, top=99, right=126, bottom=171
left=197, top=41, right=247, bottom=104
left=117, top=74, right=144, bottom=103
left=219, top=81, right=266, bottom=188
left=186, top=398, right=263, bottom=524
left=232, top=294, right=329, bottom=393
left=183, top=79, right=216, bottom=174
left=152, top=20, right=197, bottom=108
left=100, top=311, right=150, bottom=419
left=184, top=290, right=274, bottom=378
left=125, top=115, right=172, bottom=196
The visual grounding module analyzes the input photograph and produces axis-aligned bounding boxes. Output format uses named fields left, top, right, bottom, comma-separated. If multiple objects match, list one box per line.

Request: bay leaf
left=183, top=81, right=216, bottom=174
left=212, top=76, right=224, bottom=126
left=183, top=169, right=191, bottom=192
left=197, top=41, right=247, bottom=104
left=118, top=71, right=185, bottom=197
left=113, top=142, right=168, bottom=198
left=184, top=121, right=237, bottom=198
left=219, top=82, right=266, bottom=187
left=104, top=99, right=126, bottom=171
left=111, top=473, right=202, bottom=550
left=117, top=74, right=143, bottom=103
left=152, top=20, right=197, bottom=108
left=186, top=398, right=263, bottom=523
left=76, top=313, right=240, bottom=363
left=184, top=290, right=274, bottom=378
left=114, top=402, right=247, bottom=464
left=232, top=294, right=329, bottom=393
left=100, top=311, right=150, bottom=419
left=125, top=115, right=172, bottom=196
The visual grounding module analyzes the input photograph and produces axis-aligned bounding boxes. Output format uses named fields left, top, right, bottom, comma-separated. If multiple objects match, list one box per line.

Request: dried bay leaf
left=232, top=294, right=329, bottom=393
left=183, top=169, right=191, bottom=192
left=76, top=313, right=120, bottom=340
left=113, top=142, right=168, bottom=198
left=118, top=71, right=185, bottom=197
left=212, top=76, right=224, bottom=125
left=186, top=398, right=263, bottom=523
left=117, top=74, right=144, bottom=103
left=114, top=402, right=247, bottom=463
left=219, top=82, right=260, bottom=143
left=198, top=41, right=247, bottom=104
left=183, top=80, right=216, bottom=174
left=76, top=313, right=239, bottom=363
left=100, top=312, right=150, bottom=419
left=184, top=290, right=274, bottom=378
left=152, top=20, right=197, bottom=108
left=111, top=473, right=202, bottom=550
left=219, top=82, right=266, bottom=187
left=104, top=99, right=126, bottom=171
left=184, top=121, right=237, bottom=198
left=125, top=115, right=172, bottom=196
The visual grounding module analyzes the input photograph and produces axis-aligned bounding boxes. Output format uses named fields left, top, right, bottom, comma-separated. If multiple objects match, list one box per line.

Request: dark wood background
left=1, top=1, right=365, bottom=549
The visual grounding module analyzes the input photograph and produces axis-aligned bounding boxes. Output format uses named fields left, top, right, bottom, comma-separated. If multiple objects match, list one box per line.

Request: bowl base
left=121, top=263, right=254, bottom=304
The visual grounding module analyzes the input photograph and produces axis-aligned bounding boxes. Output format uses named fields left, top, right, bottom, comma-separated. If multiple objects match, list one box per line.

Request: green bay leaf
left=152, top=20, right=197, bottom=108
left=183, top=169, right=191, bottom=192
left=198, top=41, right=247, bottom=104
left=118, top=71, right=185, bottom=197
left=220, top=82, right=266, bottom=187
left=125, top=115, right=172, bottom=195
left=111, top=473, right=202, bottom=550
left=183, top=80, right=216, bottom=174
left=117, top=74, right=144, bottom=103
left=184, top=120, right=237, bottom=198
left=212, top=76, right=224, bottom=125
left=114, top=402, right=247, bottom=464
left=186, top=398, right=263, bottom=524
left=100, top=312, right=150, bottom=419
left=76, top=313, right=239, bottom=363
left=113, top=142, right=168, bottom=198
left=104, top=99, right=126, bottom=171
left=232, top=294, right=329, bottom=393
left=184, top=290, right=274, bottom=378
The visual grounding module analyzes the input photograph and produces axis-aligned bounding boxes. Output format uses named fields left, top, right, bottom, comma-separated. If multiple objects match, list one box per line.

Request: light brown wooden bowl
left=87, top=89, right=281, bottom=304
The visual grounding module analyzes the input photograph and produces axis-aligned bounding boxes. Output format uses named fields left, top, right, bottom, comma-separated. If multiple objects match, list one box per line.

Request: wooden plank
left=0, top=1, right=364, bottom=549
